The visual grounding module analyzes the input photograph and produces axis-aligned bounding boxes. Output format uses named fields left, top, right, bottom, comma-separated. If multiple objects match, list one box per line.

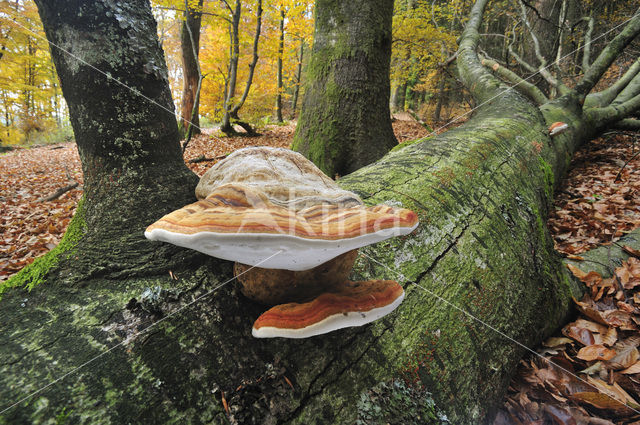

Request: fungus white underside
left=145, top=222, right=419, bottom=271
left=549, top=123, right=569, bottom=136
left=251, top=291, right=405, bottom=338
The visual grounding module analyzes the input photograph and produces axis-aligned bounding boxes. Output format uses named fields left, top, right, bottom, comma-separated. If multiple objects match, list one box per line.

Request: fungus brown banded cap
left=548, top=122, right=569, bottom=136
left=145, top=147, right=419, bottom=271
left=252, top=280, right=405, bottom=338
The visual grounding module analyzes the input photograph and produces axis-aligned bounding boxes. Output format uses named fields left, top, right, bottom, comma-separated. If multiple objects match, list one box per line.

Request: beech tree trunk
left=291, top=0, right=398, bottom=177
left=12, top=0, right=200, bottom=286
left=179, top=0, right=203, bottom=135
left=2, top=1, right=640, bottom=424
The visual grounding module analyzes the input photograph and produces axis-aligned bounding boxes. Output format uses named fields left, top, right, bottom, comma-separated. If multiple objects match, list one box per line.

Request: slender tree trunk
left=179, top=0, right=203, bottom=135
left=275, top=7, right=285, bottom=123
left=292, top=0, right=398, bottom=177
left=433, top=74, right=446, bottom=122
left=290, top=41, right=304, bottom=119
left=221, top=0, right=262, bottom=136
left=221, top=1, right=242, bottom=133
left=391, top=81, right=407, bottom=112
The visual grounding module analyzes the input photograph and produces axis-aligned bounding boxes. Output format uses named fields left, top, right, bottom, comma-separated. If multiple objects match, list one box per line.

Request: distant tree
left=220, top=0, right=263, bottom=136
left=0, top=0, right=63, bottom=145
left=179, top=0, right=204, bottom=135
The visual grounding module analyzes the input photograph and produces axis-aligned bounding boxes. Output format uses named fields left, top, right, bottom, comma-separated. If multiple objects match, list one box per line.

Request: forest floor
left=1, top=121, right=639, bottom=423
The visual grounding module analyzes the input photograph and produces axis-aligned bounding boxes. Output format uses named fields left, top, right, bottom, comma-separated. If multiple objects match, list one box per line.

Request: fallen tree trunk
left=3, top=1, right=640, bottom=424
left=0, top=57, right=582, bottom=425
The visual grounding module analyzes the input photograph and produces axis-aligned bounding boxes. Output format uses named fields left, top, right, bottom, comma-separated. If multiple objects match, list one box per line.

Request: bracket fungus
left=145, top=147, right=418, bottom=338
left=548, top=121, right=569, bottom=136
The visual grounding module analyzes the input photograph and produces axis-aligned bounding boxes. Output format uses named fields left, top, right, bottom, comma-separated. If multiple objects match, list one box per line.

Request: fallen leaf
left=570, top=392, right=635, bottom=414
left=543, top=337, right=574, bottom=348
left=577, top=345, right=616, bottom=361
left=606, top=337, right=640, bottom=370
left=620, top=361, right=640, bottom=375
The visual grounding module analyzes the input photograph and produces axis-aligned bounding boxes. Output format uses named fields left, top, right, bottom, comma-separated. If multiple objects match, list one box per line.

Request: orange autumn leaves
left=498, top=257, right=640, bottom=424
left=548, top=134, right=640, bottom=255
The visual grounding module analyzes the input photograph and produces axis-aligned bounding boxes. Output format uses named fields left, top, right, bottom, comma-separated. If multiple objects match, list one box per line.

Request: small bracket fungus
left=145, top=147, right=419, bottom=338
left=548, top=122, right=569, bottom=136
left=252, top=280, right=405, bottom=338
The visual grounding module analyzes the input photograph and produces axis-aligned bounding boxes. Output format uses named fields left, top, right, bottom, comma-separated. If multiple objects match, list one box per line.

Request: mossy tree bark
left=3, top=1, right=640, bottom=424
left=22, top=0, right=200, bottom=284
left=291, top=0, right=398, bottom=177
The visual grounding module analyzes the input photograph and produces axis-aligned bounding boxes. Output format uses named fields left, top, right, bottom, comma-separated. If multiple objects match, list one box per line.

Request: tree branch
left=154, top=6, right=232, bottom=24
left=613, top=118, right=640, bottom=131
left=611, top=70, right=640, bottom=106
left=552, top=0, right=568, bottom=74
left=516, top=1, right=570, bottom=95
left=584, top=58, right=640, bottom=108
left=587, top=92, right=640, bottom=130
left=578, top=16, right=594, bottom=71
left=456, top=0, right=504, bottom=103
left=575, top=9, right=640, bottom=102
left=480, top=56, right=548, bottom=105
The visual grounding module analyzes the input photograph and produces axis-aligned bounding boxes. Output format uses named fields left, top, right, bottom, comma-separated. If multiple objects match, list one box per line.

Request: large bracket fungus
left=145, top=147, right=418, bottom=338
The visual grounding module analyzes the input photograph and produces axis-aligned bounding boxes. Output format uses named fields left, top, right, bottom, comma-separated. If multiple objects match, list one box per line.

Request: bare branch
left=480, top=55, right=548, bottom=105
left=553, top=0, right=568, bottom=73
left=154, top=5, right=232, bottom=24
left=230, top=0, right=262, bottom=116
left=578, top=16, right=594, bottom=71
left=519, top=2, right=545, bottom=67
left=219, top=0, right=233, bottom=14
left=517, top=1, right=569, bottom=95
left=575, top=9, right=640, bottom=101
left=585, top=58, right=640, bottom=108
left=519, top=0, right=557, bottom=26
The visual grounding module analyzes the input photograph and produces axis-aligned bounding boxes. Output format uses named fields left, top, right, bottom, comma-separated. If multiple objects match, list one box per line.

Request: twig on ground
left=188, top=153, right=229, bottom=163
left=38, top=182, right=79, bottom=202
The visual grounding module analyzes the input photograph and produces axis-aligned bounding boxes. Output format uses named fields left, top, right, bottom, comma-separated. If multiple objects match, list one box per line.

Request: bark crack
left=4, top=334, right=64, bottom=366
left=280, top=323, right=393, bottom=424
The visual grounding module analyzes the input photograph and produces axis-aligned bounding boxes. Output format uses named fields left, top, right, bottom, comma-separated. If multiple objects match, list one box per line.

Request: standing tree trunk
left=220, top=0, right=263, bottom=136
left=291, top=0, right=398, bottom=177
left=391, top=81, right=407, bottom=112
left=19, top=0, right=199, bottom=283
left=3, top=1, right=640, bottom=424
left=179, top=0, right=203, bottom=135
left=290, top=40, right=304, bottom=119
left=275, top=6, right=285, bottom=123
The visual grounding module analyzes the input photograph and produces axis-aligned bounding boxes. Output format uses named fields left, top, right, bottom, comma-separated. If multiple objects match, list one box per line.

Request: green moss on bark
left=292, top=0, right=397, bottom=176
